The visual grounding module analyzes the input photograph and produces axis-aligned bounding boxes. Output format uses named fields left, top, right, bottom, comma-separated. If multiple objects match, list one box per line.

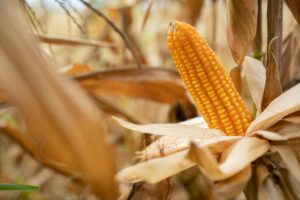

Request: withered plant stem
left=262, top=0, right=283, bottom=110
left=54, top=0, right=88, bottom=36
left=78, top=0, right=142, bottom=68
left=267, top=0, right=283, bottom=71
left=253, top=0, right=262, bottom=60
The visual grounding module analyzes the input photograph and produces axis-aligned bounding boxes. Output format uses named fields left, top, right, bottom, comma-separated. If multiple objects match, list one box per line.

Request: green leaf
left=0, top=183, right=39, bottom=191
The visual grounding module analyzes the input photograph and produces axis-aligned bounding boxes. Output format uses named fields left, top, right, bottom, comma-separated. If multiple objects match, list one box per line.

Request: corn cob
left=167, top=21, right=252, bottom=136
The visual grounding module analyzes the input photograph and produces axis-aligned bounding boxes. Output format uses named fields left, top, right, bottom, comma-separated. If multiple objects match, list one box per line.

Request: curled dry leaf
left=75, top=68, right=193, bottom=105
left=0, top=2, right=116, bottom=199
left=188, top=143, right=223, bottom=181
left=113, top=117, right=220, bottom=139
left=247, top=83, right=300, bottom=133
left=253, top=130, right=290, bottom=141
left=227, top=0, right=257, bottom=65
left=115, top=117, right=267, bottom=185
left=117, top=150, right=195, bottom=184
left=215, top=165, right=251, bottom=199
left=219, top=137, right=269, bottom=179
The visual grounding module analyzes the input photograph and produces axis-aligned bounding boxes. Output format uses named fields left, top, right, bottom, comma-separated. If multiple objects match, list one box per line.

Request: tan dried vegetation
left=1, top=0, right=300, bottom=200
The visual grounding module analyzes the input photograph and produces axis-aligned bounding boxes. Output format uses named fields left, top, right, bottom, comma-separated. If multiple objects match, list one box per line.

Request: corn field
left=0, top=0, right=300, bottom=199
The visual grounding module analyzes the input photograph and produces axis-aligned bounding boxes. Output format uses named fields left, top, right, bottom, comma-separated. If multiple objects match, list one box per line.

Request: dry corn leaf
left=113, top=117, right=221, bottom=139
left=256, top=164, right=270, bottom=190
left=75, top=68, right=191, bottom=104
left=117, top=150, right=195, bottom=183
left=285, top=0, right=300, bottom=26
left=247, top=83, right=300, bottom=133
left=36, top=34, right=117, bottom=48
left=227, top=0, right=257, bottom=65
left=136, top=136, right=192, bottom=160
left=242, top=56, right=266, bottom=114
left=283, top=116, right=300, bottom=124
left=117, top=134, right=242, bottom=184
left=0, top=2, right=116, bottom=199
left=188, top=144, right=224, bottom=180
left=186, top=0, right=204, bottom=25
left=262, top=37, right=282, bottom=110
left=281, top=25, right=300, bottom=89
left=219, top=137, right=269, bottom=178
left=271, top=145, right=300, bottom=182
left=137, top=134, right=240, bottom=161
left=256, top=165, right=282, bottom=200
left=195, top=136, right=242, bottom=154
left=277, top=124, right=300, bottom=138
left=215, top=165, right=251, bottom=199
left=253, top=130, right=290, bottom=141
left=140, top=0, right=154, bottom=32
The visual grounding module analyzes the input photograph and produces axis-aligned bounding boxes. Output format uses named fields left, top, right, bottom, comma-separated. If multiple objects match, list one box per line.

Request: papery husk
left=256, top=164, right=284, bottom=200
left=117, top=150, right=195, bottom=183
left=215, top=165, right=251, bottom=199
left=247, top=83, right=300, bottom=133
left=190, top=137, right=269, bottom=181
left=188, top=144, right=224, bottom=180
left=242, top=56, right=266, bottom=114
left=137, top=134, right=241, bottom=161
left=116, top=120, right=269, bottom=186
left=113, top=117, right=218, bottom=139
left=114, top=116, right=240, bottom=160
left=116, top=132, right=242, bottom=184
left=219, top=137, right=269, bottom=177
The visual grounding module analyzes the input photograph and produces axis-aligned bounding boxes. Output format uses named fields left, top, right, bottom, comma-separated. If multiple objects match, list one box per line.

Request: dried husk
left=242, top=56, right=266, bottom=114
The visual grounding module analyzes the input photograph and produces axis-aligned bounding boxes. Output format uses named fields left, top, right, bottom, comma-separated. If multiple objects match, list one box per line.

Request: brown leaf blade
left=247, top=83, right=300, bottom=133
left=117, top=150, right=195, bottom=183
left=75, top=68, right=191, bottom=104
left=186, top=0, right=204, bottom=25
left=219, top=137, right=269, bottom=177
left=227, top=0, right=258, bottom=65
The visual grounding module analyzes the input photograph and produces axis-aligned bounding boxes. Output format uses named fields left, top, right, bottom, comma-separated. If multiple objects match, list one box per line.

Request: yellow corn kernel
left=167, top=20, right=252, bottom=136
